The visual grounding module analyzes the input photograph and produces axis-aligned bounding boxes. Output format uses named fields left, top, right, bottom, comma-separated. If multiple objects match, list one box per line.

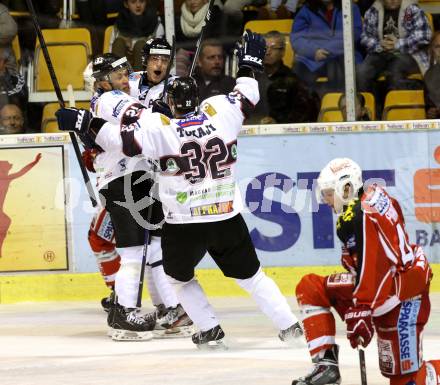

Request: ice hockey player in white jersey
left=56, top=30, right=303, bottom=348
left=129, top=37, right=174, bottom=108
left=87, top=53, right=192, bottom=340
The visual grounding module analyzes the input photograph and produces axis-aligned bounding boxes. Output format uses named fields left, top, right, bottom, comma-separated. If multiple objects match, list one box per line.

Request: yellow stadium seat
left=318, top=92, right=376, bottom=122
left=382, top=90, right=426, bottom=120
left=103, top=25, right=114, bottom=53
left=426, top=12, right=434, bottom=31
left=12, top=35, right=21, bottom=64
left=34, top=28, right=92, bottom=92
left=244, top=19, right=295, bottom=68
left=42, top=101, right=90, bottom=133
left=321, top=110, right=343, bottom=122
left=244, top=19, right=293, bottom=34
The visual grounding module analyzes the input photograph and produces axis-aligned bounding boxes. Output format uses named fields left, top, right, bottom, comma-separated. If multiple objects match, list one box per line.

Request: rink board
left=1, top=123, right=440, bottom=302
left=0, top=264, right=439, bottom=303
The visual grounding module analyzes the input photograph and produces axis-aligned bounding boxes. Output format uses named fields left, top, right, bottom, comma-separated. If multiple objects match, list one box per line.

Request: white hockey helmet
left=316, top=158, right=363, bottom=213
left=83, top=61, right=95, bottom=93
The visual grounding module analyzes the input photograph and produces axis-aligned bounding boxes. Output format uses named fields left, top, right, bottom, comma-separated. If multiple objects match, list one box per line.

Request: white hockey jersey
left=129, top=71, right=175, bottom=108
left=90, top=89, right=149, bottom=190
left=95, top=77, right=259, bottom=224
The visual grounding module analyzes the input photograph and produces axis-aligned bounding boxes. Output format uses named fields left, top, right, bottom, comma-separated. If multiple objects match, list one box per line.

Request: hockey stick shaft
left=358, top=348, right=368, bottom=385
left=189, top=0, right=216, bottom=77
left=136, top=222, right=151, bottom=308
left=26, top=0, right=98, bottom=207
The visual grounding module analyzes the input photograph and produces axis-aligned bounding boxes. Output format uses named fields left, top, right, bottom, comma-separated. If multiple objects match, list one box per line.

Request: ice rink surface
left=2, top=295, right=440, bottom=385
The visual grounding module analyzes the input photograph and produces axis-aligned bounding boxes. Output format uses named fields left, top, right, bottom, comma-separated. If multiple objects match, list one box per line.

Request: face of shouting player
left=146, top=55, right=170, bottom=85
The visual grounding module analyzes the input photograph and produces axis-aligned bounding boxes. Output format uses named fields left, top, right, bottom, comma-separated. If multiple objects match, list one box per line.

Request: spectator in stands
left=0, top=103, right=24, bottom=134
left=0, top=3, right=18, bottom=71
left=175, top=0, right=224, bottom=76
left=261, top=75, right=320, bottom=123
left=0, top=47, right=27, bottom=111
left=76, top=0, right=123, bottom=26
left=264, top=30, right=292, bottom=80
left=424, top=31, right=440, bottom=119
left=223, top=0, right=298, bottom=19
left=290, top=0, right=363, bottom=95
left=111, top=0, right=162, bottom=71
left=193, top=39, right=235, bottom=101
left=338, top=93, right=371, bottom=121
left=357, top=0, right=432, bottom=93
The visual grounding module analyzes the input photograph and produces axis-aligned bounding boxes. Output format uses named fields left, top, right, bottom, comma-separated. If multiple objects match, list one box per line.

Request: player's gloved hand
left=344, top=305, right=374, bottom=349
left=235, top=29, right=266, bottom=73
left=56, top=107, right=92, bottom=134
left=56, top=107, right=106, bottom=150
left=152, top=99, right=173, bottom=119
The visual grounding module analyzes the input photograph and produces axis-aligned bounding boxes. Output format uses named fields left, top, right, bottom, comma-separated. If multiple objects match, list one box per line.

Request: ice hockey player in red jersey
left=292, top=157, right=440, bottom=385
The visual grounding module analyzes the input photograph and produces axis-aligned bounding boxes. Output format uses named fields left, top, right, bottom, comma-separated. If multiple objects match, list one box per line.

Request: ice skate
left=291, top=345, right=341, bottom=385
left=279, top=321, right=305, bottom=346
left=192, top=325, right=227, bottom=350
left=101, top=291, right=115, bottom=313
left=154, top=304, right=194, bottom=338
left=108, top=304, right=155, bottom=341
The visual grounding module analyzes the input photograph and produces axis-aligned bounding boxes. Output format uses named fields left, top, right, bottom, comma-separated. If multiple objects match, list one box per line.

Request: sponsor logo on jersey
left=378, top=338, right=395, bottom=375
left=190, top=201, right=233, bottom=217
left=112, top=99, right=130, bottom=118
left=176, top=192, right=188, bottom=204
left=326, top=272, right=354, bottom=286
left=363, top=186, right=390, bottom=215
left=118, top=158, right=127, bottom=172
left=97, top=214, right=114, bottom=242
left=398, top=299, right=421, bottom=374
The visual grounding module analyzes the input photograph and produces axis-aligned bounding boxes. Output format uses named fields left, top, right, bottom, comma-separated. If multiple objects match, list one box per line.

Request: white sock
left=236, top=268, right=298, bottom=330
left=115, top=245, right=144, bottom=308
left=145, top=265, right=162, bottom=306
left=169, top=277, right=219, bottom=331
left=147, top=237, right=179, bottom=308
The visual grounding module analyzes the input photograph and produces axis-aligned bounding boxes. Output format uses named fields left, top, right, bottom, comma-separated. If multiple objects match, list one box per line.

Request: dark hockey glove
left=56, top=107, right=107, bottom=149
left=236, top=29, right=266, bottom=74
left=344, top=305, right=374, bottom=349
left=151, top=99, right=173, bottom=119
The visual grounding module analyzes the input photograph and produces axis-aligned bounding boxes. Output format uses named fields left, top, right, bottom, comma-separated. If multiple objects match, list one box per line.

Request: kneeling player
left=292, top=158, right=440, bottom=385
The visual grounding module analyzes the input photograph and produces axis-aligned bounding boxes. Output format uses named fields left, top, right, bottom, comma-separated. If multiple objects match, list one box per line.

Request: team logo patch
left=165, top=158, right=179, bottom=173
left=176, top=192, right=188, bottom=204
left=398, top=299, right=421, bottom=374
left=191, top=201, right=233, bottom=216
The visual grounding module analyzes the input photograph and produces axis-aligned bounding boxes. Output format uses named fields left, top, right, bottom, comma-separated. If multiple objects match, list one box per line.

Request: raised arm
left=9, top=153, right=42, bottom=180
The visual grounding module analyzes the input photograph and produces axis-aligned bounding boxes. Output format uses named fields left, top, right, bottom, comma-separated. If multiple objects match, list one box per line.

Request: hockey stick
left=358, top=347, right=368, bottom=385
left=161, top=35, right=176, bottom=102
left=26, top=0, right=98, bottom=207
left=189, top=0, right=216, bottom=77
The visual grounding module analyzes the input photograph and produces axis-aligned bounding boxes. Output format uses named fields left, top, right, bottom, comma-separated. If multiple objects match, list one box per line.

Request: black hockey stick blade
left=161, top=35, right=176, bottom=102
left=358, top=347, right=368, bottom=385
left=25, top=0, right=98, bottom=207
left=189, top=0, right=216, bottom=77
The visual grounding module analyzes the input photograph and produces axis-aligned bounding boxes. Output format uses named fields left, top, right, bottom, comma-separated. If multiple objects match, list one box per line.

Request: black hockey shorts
left=99, top=171, right=164, bottom=248
left=161, top=213, right=260, bottom=282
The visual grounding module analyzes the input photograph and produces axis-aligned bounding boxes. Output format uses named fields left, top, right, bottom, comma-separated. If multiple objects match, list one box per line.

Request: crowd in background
left=1, top=0, right=440, bottom=134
